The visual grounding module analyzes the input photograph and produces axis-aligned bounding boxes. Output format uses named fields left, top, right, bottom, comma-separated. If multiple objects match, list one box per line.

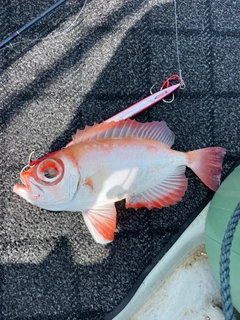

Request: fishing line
left=20, top=151, right=35, bottom=183
left=151, top=0, right=185, bottom=100
left=1, top=0, right=87, bottom=49
left=173, top=0, right=183, bottom=84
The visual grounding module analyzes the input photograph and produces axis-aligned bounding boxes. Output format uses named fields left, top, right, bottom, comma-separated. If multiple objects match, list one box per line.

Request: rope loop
left=220, top=202, right=240, bottom=320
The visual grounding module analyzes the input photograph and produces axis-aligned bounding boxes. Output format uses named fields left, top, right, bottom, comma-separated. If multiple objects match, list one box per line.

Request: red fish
left=13, top=120, right=226, bottom=244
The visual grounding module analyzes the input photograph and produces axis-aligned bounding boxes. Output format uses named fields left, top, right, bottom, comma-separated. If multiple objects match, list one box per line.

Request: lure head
left=13, top=153, right=80, bottom=211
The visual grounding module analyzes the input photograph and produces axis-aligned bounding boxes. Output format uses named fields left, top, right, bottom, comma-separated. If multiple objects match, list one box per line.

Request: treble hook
left=150, top=83, right=175, bottom=103
left=162, top=89, right=175, bottom=103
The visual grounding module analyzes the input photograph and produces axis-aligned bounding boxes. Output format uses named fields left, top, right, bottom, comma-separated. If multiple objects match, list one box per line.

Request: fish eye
left=44, top=168, right=57, bottom=179
left=36, top=158, right=64, bottom=184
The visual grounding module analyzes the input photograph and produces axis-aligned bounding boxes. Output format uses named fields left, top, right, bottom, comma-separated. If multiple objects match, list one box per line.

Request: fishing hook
left=20, top=151, right=35, bottom=183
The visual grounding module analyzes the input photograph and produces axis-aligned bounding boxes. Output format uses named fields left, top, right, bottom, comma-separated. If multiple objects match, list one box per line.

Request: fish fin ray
left=82, top=204, right=117, bottom=244
left=68, top=119, right=175, bottom=147
left=126, top=166, right=188, bottom=209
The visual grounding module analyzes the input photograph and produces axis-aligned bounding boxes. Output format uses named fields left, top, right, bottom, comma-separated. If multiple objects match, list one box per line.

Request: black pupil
left=44, top=168, right=57, bottom=179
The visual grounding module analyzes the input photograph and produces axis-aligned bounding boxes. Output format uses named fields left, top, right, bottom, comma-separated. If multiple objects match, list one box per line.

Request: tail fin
left=186, top=147, right=226, bottom=191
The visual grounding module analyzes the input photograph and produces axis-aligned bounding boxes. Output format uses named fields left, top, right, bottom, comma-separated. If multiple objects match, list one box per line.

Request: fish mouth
left=13, top=181, right=44, bottom=204
left=13, top=183, right=30, bottom=198
left=13, top=167, right=44, bottom=203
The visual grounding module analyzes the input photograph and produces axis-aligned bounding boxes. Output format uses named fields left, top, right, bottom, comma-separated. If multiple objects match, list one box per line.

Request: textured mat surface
left=1, top=0, right=240, bottom=319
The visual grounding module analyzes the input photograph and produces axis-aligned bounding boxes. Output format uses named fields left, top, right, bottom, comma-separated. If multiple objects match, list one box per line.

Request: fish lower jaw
left=13, top=184, right=43, bottom=203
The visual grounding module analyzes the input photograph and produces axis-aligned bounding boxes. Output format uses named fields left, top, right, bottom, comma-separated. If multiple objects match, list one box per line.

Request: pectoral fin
left=82, top=204, right=117, bottom=244
left=126, top=166, right=188, bottom=210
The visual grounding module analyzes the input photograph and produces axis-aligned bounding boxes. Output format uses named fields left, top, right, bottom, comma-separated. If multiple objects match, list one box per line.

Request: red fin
left=67, top=119, right=175, bottom=147
left=126, top=166, right=188, bottom=209
left=82, top=204, right=117, bottom=244
left=186, top=147, right=226, bottom=191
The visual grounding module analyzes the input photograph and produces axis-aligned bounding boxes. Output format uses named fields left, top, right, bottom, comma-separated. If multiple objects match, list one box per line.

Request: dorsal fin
left=67, top=119, right=175, bottom=147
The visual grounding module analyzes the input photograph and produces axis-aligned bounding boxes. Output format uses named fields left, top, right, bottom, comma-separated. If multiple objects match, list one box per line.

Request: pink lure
left=13, top=120, right=226, bottom=244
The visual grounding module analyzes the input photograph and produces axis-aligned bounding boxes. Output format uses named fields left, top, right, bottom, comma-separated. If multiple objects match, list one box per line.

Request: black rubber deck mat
left=1, top=1, right=240, bottom=319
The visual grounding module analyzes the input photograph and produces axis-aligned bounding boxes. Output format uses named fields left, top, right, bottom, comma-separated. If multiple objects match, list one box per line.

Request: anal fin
left=126, top=166, right=188, bottom=210
left=82, top=204, right=117, bottom=244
